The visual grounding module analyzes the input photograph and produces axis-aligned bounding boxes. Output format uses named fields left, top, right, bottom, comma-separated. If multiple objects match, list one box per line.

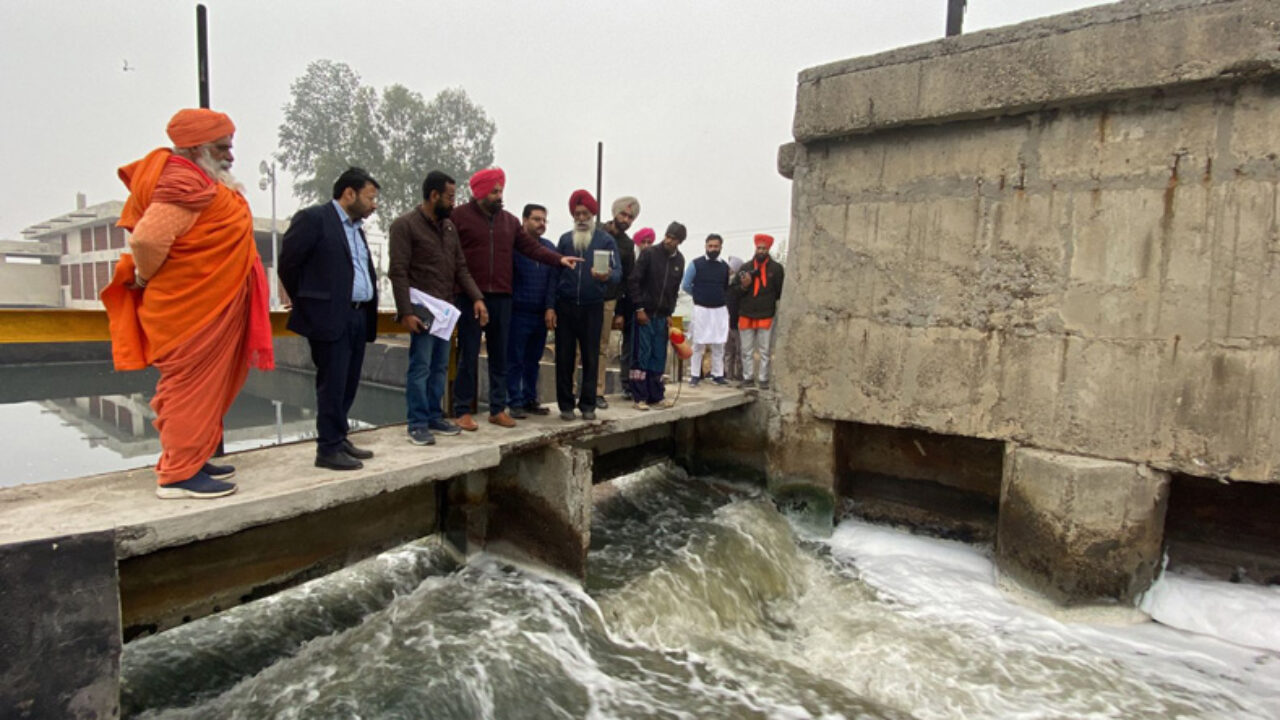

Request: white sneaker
left=634, top=401, right=650, bottom=411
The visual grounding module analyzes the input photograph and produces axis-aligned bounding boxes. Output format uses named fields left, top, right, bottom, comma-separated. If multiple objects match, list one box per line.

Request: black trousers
left=554, top=300, right=603, bottom=412
left=308, top=306, right=367, bottom=455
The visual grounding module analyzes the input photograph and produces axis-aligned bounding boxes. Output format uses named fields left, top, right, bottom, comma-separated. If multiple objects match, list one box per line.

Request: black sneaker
left=156, top=471, right=237, bottom=500
left=596, top=397, right=609, bottom=409
left=428, top=419, right=462, bottom=436
left=316, top=450, right=363, bottom=471
left=737, top=379, right=754, bottom=389
left=341, top=439, right=374, bottom=459
left=689, top=376, right=702, bottom=387
left=711, top=376, right=729, bottom=386
left=524, top=403, right=551, bottom=416
left=560, top=410, right=576, bottom=421
left=582, top=410, right=597, bottom=421
left=408, top=427, right=436, bottom=446
left=202, top=461, right=235, bottom=480
left=508, top=406, right=528, bottom=419
left=758, top=380, right=770, bottom=390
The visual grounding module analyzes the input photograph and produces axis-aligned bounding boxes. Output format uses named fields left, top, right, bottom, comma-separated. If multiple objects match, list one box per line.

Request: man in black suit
left=279, top=167, right=381, bottom=470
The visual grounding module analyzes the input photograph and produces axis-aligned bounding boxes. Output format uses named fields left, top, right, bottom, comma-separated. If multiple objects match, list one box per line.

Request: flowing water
left=122, top=465, right=1280, bottom=719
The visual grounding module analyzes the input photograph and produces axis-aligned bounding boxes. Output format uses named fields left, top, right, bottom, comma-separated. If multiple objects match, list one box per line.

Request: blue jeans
left=406, top=330, right=451, bottom=430
left=506, top=308, right=548, bottom=408
left=453, top=293, right=513, bottom=417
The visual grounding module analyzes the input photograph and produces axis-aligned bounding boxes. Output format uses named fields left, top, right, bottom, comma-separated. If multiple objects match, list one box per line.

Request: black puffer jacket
left=628, top=244, right=684, bottom=317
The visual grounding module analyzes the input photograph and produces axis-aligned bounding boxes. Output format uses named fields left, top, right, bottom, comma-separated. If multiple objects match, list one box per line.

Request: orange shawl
left=102, top=148, right=274, bottom=371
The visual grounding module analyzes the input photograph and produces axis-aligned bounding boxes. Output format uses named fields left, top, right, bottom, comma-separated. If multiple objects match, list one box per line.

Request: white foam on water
left=822, top=518, right=1280, bottom=719
left=1140, top=569, right=1280, bottom=653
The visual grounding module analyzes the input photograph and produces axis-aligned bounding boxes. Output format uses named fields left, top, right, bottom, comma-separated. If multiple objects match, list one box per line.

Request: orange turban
left=166, top=108, right=235, bottom=148
left=753, top=233, right=775, bottom=249
left=469, top=167, right=505, bottom=199
left=569, top=189, right=598, bottom=216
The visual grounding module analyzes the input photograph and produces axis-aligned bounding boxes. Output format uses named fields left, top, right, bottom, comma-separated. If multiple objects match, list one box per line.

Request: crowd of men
left=104, top=108, right=784, bottom=499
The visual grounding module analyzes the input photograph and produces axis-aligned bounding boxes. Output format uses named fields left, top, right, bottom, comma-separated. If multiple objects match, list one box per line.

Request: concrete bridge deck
left=0, top=384, right=762, bottom=718
left=0, top=385, right=752, bottom=557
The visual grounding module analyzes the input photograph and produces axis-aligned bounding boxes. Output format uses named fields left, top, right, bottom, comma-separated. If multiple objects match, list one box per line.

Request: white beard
left=572, top=227, right=592, bottom=253
left=195, top=147, right=245, bottom=194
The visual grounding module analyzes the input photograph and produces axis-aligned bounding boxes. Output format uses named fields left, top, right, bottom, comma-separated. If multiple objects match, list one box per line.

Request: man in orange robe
left=102, top=108, right=275, bottom=499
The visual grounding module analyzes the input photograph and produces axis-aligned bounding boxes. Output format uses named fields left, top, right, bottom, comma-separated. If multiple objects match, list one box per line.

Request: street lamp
left=258, top=160, right=279, bottom=309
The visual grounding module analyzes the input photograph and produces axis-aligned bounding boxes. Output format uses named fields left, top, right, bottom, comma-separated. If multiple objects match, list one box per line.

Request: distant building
left=15, top=194, right=288, bottom=309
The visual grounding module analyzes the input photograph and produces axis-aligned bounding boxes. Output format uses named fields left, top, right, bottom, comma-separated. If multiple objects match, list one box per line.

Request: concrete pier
left=776, top=0, right=1280, bottom=606
left=0, top=385, right=754, bottom=719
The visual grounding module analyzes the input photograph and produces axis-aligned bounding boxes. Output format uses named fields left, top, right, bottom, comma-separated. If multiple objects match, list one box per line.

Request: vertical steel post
left=196, top=5, right=210, bottom=107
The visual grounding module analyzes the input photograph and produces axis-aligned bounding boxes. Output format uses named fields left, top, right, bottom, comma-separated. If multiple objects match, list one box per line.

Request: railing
left=0, top=309, right=407, bottom=343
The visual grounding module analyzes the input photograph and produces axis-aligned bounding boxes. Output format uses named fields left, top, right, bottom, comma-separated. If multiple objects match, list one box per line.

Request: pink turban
left=469, top=167, right=505, bottom=199
left=166, top=108, right=235, bottom=148
left=632, top=227, right=655, bottom=246
left=753, top=233, right=775, bottom=249
left=569, top=189, right=599, bottom=216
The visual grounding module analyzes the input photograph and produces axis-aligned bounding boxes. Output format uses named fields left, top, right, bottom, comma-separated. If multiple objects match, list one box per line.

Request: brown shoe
left=456, top=414, right=479, bottom=432
left=488, top=411, right=517, bottom=428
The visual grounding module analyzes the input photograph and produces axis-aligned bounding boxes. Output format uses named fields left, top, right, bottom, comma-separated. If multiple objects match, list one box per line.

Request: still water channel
left=4, top=364, right=1277, bottom=718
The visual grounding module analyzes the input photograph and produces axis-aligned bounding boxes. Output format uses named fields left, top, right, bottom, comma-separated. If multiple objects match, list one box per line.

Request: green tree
left=277, top=60, right=496, bottom=233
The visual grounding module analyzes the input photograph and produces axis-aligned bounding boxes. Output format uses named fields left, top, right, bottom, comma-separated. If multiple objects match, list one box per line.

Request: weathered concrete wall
left=777, top=0, right=1280, bottom=483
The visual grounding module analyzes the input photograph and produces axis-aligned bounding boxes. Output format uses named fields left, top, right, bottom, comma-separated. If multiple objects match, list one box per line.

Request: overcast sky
left=1, top=0, right=1104, bottom=260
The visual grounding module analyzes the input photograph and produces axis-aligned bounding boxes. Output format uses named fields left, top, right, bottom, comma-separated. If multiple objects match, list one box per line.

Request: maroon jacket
left=450, top=199, right=563, bottom=294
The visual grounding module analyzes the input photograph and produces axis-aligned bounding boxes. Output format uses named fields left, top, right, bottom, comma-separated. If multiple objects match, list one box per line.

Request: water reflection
left=0, top=363, right=406, bottom=487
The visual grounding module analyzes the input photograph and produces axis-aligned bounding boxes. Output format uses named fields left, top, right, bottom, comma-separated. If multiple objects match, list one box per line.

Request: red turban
left=632, top=227, right=655, bottom=246
left=753, top=233, right=775, bottom=249
left=469, top=167, right=505, bottom=199
left=166, top=108, right=235, bottom=148
left=569, top=189, right=598, bottom=216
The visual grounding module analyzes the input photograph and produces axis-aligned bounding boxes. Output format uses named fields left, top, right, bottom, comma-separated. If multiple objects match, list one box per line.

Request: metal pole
left=595, top=142, right=603, bottom=221
left=196, top=4, right=210, bottom=107
left=945, top=0, right=966, bottom=37
left=270, top=162, right=279, bottom=309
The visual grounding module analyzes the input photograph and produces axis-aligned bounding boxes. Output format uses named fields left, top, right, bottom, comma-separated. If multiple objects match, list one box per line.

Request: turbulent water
left=122, top=465, right=1280, bottom=719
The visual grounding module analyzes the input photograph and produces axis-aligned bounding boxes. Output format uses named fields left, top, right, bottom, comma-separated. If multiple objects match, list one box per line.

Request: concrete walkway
left=0, top=384, right=753, bottom=559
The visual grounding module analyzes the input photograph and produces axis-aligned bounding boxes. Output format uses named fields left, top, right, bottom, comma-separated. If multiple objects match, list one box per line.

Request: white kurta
left=691, top=304, right=730, bottom=345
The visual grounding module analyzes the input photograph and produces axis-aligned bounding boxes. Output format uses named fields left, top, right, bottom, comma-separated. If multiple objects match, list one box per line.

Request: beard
left=480, top=196, right=503, bottom=214
left=572, top=225, right=592, bottom=253
left=433, top=201, right=452, bottom=220
left=195, top=147, right=244, bottom=193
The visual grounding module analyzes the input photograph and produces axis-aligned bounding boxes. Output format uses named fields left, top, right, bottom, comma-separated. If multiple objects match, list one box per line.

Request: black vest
left=691, top=256, right=729, bottom=308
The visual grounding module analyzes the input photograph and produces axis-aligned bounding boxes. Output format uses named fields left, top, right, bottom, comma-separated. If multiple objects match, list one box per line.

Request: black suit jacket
left=279, top=202, right=378, bottom=342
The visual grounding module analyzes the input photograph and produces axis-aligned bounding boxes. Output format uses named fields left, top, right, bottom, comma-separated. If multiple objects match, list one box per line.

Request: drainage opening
left=834, top=422, right=1001, bottom=543
left=1163, top=472, right=1280, bottom=585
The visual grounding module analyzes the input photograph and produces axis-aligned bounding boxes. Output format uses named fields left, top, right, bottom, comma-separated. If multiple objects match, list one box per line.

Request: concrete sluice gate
left=769, top=0, right=1280, bottom=609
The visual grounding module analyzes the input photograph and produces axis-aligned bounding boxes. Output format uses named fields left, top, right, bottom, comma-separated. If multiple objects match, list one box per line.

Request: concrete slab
left=0, top=384, right=753, bottom=560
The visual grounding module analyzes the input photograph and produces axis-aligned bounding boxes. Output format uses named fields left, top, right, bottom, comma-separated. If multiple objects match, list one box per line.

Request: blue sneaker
left=156, top=471, right=237, bottom=500
left=428, top=419, right=462, bottom=436
left=711, top=376, right=729, bottom=386
left=202, top=461, right=235, bottom=480
left=688, top=376, right=702, bottom=387
left=409, top=427, right=436, bottom=446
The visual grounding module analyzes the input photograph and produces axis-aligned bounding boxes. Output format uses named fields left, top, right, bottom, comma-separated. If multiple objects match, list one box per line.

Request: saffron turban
left=569, top=189, right=598, bottom=216
left=753, top=233, right=775, bottom=249
left=611, top=196, right=640, bottom=219
left=632, top=227, right=655, bottom=246
left=166, top=108, right=235, bottom=148
left=469, top=167, right=505, bottom=198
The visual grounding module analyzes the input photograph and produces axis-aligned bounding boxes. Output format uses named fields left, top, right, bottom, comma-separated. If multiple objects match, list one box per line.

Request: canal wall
left=774, top=0, right=1280, bottom=604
